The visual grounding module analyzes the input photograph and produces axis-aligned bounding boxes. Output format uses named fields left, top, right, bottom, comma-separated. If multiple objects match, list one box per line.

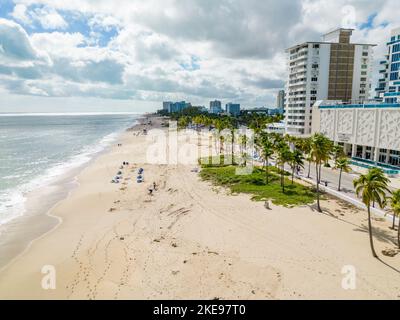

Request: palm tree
left=300, top=137, right=313, bottom=178
left=213, top=118, right=226, bottom=155
left=226, top=117, right=238, bottom=165
left=276, top=144, right=292, bottom=193
left=290, top=149, right=304, bottom=184
left=353, top=168, right=390, bottom=258
left=238, top=134, right=248, bottom=166
left=248, top=113, right=268, bottom=135
left=332, top=145, right=345, bottom=162
left=389, top=189, right=400, bottom=248
left=311, top=133, right=332, bottom=212
left=191, top=115, right=202, bottom=130
left=178, top=116, right=190, bottom=130
left=335, top=157, right=351, bottom=191
left=258, top=132, right=274, bottom=184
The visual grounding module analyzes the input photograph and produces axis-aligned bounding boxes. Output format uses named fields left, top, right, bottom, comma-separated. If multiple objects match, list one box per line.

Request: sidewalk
left=258, top=158, right=398, bottom=224
left=296, top=172, right=399, bottom=225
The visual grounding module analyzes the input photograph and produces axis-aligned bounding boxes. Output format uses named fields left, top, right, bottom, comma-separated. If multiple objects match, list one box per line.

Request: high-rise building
left=375, top=27, right=400, bottom=103
left=285, top=28, right=376, bottom=136
left=311, top=28, right=400, bottom=173
left=225, top=103, right=241, bottom=116
left=276, top=90, right=285, bottom=112
left=163, top=101, right=173, bottom=111
left=209, top=100, right=222, bottom=114
left=163, top=101, right=191, bottom=113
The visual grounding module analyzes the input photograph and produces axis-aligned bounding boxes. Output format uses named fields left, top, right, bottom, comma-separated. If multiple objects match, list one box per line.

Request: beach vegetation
left=199, top=163, right=316, bottom=207
left=353, top=168, right=391, bottom=258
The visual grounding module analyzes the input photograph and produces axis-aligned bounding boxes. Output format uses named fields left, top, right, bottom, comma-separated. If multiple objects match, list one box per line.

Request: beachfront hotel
left=285, top=28, right=376, bottom=136
left=311, top=28, right=400, bottom=175
left=375, top=27, right=400, bottom=103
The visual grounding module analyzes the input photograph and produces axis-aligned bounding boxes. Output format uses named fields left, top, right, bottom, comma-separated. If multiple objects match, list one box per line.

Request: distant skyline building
left=243, top=107, right=284, bottom=116
left=375, top=27, right=400, bottom=103
left=225, top=103, right=241, bottom=116
left=276, top=90, right=285, bottom=111
left=209, top=100, right=223, bottom=114
left=285, top=28, right=376, bottom=135
left=163, top=101, right=172, bottom=111
left=162, top=101, right=191, bottom=113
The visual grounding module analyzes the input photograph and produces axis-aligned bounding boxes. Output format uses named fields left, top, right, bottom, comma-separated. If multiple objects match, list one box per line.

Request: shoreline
left=0, top=116, right=399, bottom=299
left=0, top=115, right=144, bottom=271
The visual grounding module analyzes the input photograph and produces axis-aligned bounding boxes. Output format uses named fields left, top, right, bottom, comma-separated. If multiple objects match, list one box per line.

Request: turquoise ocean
left=0, top=113, right=140, bottom=225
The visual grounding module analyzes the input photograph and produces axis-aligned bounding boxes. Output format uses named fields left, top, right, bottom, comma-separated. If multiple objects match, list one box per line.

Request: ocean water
left=0, top=113, right=139, bottom=225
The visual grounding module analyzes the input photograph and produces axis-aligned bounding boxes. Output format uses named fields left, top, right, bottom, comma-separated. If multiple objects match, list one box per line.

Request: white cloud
left=32, top=6, right=68, bottom=30
left=10, top=4, right=32, bottom=25
left=10, top=3, right=68, bottom=30
left=2, top=0, right=400, bottom=110
left=0, top=18, right=50, bottom=65
left=31, top=32, right=85, bottom=57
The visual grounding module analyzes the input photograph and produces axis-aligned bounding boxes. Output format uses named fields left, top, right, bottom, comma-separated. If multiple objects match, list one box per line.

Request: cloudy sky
left=0, top=0, right=399, bottom=113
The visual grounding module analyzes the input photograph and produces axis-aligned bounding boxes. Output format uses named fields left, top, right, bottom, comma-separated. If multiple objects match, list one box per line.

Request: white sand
left=0, top=117, right=399, bottom=300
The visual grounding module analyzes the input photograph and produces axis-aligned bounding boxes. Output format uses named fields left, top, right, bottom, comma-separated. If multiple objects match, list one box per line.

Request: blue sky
left=0, top=0, right=399, bottom=112
left=0, top=1, right=118, bottom=46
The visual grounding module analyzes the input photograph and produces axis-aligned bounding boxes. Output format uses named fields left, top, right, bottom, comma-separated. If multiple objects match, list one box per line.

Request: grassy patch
left=199, top=165, right=316, bottom=207
left=199, top=154, right=239, bottom=167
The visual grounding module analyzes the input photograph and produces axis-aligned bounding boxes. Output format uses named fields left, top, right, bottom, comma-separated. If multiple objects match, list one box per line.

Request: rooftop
left=317, top=100, right=400, bottom=109
left=286, top=27, right=376, bottom=51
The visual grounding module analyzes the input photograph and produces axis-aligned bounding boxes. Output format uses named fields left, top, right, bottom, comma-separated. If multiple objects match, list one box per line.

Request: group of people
left=111, top=163, right=158, bottom=196
left=148, top=182, right=157, bottom=196
left=111, top=162, right=130, bottom=184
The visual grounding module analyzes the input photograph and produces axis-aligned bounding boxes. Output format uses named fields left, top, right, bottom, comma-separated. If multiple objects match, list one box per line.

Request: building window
left=313, top=44, right=320, bottom=49
left=311, top=77, right=318, bottom=82
left=390, top=72, right=399, bottom=81
left=356, top=146, right=363, bottom=158
left=391, top=62, right=400, bottom=72
left=379, top=155, right=387, bottom=163
left=392, top=53, right=400, bottom=62
left=389, top=156, right=400, bottom=166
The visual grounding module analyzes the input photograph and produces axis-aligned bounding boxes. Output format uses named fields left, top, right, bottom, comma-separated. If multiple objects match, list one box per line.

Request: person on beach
left=153, top=182, right=157, bottom=191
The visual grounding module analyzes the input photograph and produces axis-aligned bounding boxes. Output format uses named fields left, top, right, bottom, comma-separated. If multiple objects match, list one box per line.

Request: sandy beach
left=0, top=116, right=399, bottom=300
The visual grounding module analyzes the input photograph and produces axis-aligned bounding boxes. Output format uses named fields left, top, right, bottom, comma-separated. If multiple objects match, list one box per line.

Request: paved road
left=299, top=161, right=359, bottom=195
left=281, top=161, right=392, bottom=208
